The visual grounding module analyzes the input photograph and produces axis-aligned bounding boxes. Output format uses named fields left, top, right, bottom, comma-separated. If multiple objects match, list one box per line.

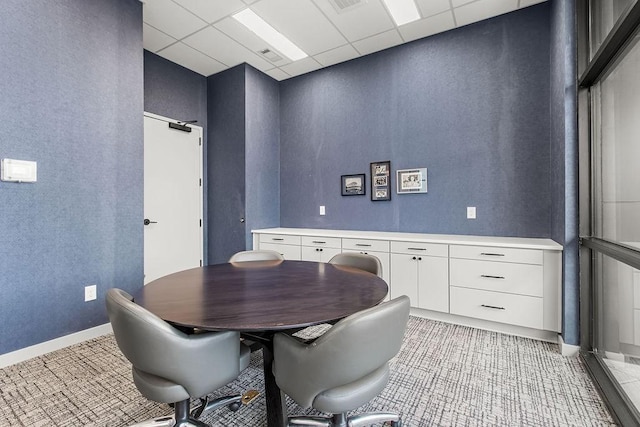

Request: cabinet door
left=418, top=256, right=449, bottom=313
left=260, top=242, right=301, bottom=260
left=302, top=246, right=341, bottom=262
left=390, top=254, right=418, bottom=304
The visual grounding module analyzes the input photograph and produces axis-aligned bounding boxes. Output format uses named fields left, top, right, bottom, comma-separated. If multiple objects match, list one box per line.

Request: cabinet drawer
left=259, top=242, right=301, bottom=260
left=342, top=238, right=389, bottom=253
left=450, top=287, right=543, bottom=330
left=450, top=259, right=543, bottom=297
left=301, top=236, right=341, bottom=248
left=450, top=245, right=543, bottom=265
left=259, top=234, right=301, bottom=246
left=391, top=241, right=448, bottom=257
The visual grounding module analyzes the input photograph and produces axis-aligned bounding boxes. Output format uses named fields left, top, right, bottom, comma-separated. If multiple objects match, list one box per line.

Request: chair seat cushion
left=313, top=364, right=390, bottom=414
left=133, top=367, right=189, bottom=404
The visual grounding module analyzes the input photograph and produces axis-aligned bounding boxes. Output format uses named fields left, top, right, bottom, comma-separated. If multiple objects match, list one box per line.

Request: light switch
left=1, top=159, right=37, bottom=182
left=467, top=206, right=476, bottom=219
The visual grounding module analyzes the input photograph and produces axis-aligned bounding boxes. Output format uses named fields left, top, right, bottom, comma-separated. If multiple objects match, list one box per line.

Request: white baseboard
left=558, top=334, right=580, bottom=357
left=0, top=323, right=113, bottom=369
left=410, top=308, right=560, bottom=344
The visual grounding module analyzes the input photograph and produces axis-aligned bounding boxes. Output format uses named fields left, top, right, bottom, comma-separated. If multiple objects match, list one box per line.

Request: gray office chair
left=229, top=249, right=284, bottom=262
left=328, top=252, right=383, bottom=278
left=106, top=288, right=251, bottom=427
left=272, top=295, right=410, bottom=427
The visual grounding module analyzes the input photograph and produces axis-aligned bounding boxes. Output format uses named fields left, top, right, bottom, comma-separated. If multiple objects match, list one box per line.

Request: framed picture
left=370, top=161, right=391, bottom=201
left=396, top=168, right=427, bottom=194
left=341, top=174, right=366, bottom=196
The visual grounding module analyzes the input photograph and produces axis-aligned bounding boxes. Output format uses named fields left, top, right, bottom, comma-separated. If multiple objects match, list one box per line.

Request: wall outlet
left=85, top=285, right=97, bottom=302
left=320, top=205, right=326, bottom=216
left=467, top=206, right=476, bottom=219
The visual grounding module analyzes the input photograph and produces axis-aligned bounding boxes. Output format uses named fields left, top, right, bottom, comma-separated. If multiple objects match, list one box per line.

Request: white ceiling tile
left=182, top=26, right=274, bottom=70
left=454, top=0, right=519, bottom=27
left=172, top=0, right=246, bottom=24
left=214, top=17, right=293, bottom=67
left=143, top=23, right=177, bottom=52
left=352, top=29, right=403, bottom=56
left=312, top=0, right=395, bottom=42
left=415, top=0, right=452, bottom=18
left=142, top=0, right=543, bottom=80
left=142, top=0, right=208, bottom=39
left=519, top=0, right=546, bottom=7
left=157, top=42, right=227, bottom=76
left=399, top=10, right=455, bottom=42
left=279, top=57, right=323, bottom=77
left=251, top=0, right=347, bottom=56
left=313, top=44, right=360, bottom=67
left=263, top=68, right=291, bottom=81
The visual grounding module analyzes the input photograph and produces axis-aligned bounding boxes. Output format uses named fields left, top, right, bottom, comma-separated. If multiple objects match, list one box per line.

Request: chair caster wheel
left=228, top=402, right=241, bottom=412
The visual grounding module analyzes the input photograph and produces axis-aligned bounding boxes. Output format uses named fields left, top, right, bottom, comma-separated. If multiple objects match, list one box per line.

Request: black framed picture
left=370, top=161, right=391, bottom=201
left=341, top=174, right=366, bottom=196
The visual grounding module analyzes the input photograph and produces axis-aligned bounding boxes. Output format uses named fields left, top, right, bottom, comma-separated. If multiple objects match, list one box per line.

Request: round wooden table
left=134, top=260, right=388, bottom=427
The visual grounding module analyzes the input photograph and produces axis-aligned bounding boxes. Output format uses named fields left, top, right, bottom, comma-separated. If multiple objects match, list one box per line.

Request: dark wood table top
left=134, top=260, right=388, bottom=332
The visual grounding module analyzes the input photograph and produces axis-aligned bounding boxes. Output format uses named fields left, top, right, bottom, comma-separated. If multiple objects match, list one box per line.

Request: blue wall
left=207, top=64, right=281, bottom=263
left=279, top=4, right=551, bottom=238
left=245, top=66, right=281, bottom=249
left=0, top=0, right=143, bottom=354
left=207, top=66, right=247, bottom=264
left=550, top=0, right=579, bottom=345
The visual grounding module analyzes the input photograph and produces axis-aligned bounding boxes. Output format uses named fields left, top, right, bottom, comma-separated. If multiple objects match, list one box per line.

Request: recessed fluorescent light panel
left=232, top=9, right=308, bottom=62
left=382, top=0, right=421, bottom=26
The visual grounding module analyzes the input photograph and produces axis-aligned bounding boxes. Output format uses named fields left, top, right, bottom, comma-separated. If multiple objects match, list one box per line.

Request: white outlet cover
left=467, top=206, right=476, bottom=219
left=320, top=206, right=326, bottom=215
left=85, top=285, right=97, bottom=301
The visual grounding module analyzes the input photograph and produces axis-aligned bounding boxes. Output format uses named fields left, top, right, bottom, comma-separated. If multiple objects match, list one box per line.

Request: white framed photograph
left=396, top=168, right=427, bottom=194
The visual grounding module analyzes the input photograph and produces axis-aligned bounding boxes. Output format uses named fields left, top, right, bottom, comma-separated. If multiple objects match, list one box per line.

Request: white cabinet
left=390, top=241, right=449, bottom=313
left=259, top=233, right=301, bottom=260
left=301, top=236, right=342, bottom=262
left=449, top=244, right=557, bottom=331
left=252, top=228, right=562, bottom=338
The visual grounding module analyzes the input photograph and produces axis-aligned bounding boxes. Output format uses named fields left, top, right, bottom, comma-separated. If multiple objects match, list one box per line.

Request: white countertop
left=252, top=228, right=563, bottom=251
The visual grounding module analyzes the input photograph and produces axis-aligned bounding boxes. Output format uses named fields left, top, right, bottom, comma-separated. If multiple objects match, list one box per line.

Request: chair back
left=229, top=249, right=284, bottom=262
left=105, top=288, right=240, bottom=398
left=328, top=252, right=383, bottom=277
left=273, top=295, right=410, bottom=408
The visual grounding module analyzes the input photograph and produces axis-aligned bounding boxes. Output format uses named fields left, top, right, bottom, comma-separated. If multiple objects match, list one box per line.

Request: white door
left=144, top=113, right=203, bottom=284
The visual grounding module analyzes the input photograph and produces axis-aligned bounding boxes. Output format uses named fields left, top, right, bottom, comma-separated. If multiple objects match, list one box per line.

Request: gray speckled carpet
left=0, top=316, right=615, bottom=426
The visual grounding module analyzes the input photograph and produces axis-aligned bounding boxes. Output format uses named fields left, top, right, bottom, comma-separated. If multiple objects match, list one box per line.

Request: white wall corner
left=558, top=334, right=580, bottom=357
left=0, top=323, right=113, bottom=369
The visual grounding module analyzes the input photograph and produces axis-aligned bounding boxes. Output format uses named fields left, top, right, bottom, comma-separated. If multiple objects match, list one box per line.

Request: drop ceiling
left=143, top=0, right=546, bottom=81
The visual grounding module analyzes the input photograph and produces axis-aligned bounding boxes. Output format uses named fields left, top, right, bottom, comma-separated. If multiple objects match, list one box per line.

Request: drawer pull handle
left=480, top=252, right=505, bottom=257
left=407, top=247, right=426, bottom=251
left=272, top=238, right=284, bottom=241
left=312, top=241, right=326, bottom=244
left=481, top=304, right=505, bottom=310
left=481, top=275, right=505, bottom=279
left=355, top=244, right=372, bottom=247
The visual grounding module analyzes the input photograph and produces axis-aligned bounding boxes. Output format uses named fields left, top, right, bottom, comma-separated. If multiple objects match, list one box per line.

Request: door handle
left=144, top=219, right=158, bottom=226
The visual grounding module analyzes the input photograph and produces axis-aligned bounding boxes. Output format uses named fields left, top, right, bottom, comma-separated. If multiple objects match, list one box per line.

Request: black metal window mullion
left=579, top=1, right=640, bottom=87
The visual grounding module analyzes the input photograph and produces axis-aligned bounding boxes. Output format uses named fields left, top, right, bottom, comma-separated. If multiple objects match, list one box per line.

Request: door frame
left=143, top=111, right=204, bottom=273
